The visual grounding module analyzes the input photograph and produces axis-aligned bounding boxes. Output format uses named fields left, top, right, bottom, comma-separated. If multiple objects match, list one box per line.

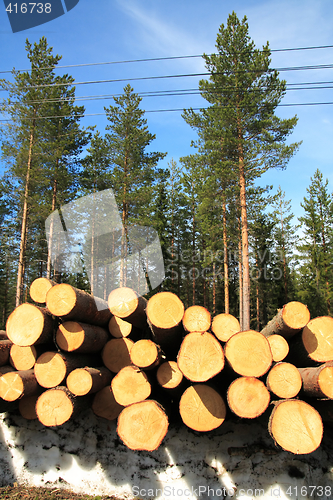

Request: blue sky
left=1, top=0, right=333, bottom=222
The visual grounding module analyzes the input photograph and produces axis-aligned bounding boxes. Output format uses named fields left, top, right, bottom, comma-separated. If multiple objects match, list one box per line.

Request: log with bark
left=211, top=313, right=240, bottom=342
left=34, top=351, right=94, bottom=388
left=260, top=301, right=310, bottom=339
left=177, top=331, right=224, bottom=382
left=179, top=384, right=227, bottom=432
left=101, top=338, right=134, bottom=373
left=117, top=399, right=169, bottom=451
left=55, top=321, right=109, bottom=353
left=36, top=386, right=91, bottom=427
left=91, top=386, right=124, bottom=421
left=30, top=277, right=56, bottom=304
left=0, top=330, right=8, bottom=340
left=268, top=399, right=323, bottom=454
left=182, top=305, right=211, bottom=333
left=66, top=366, right=112, bottom=396
left=0, top=339, right=13, bottom=366
left=46, top=283, right=111, bottom=326
left=298, top=362, right=333, bottom=399
left=266, top=362, right=302, bottom=399
left=146, top=291, right=184, bottom=350
left=108, top=287, right=147, bottom=328
left=0, top=369, right=39, bottom=402
left=301, top=316, right=333, bottom=363
left=224, top=330, right=272, bottom=377
left=129, top=339, right=162, bottom=370
left=111, top=365, right=151, bottom=406
left=19, top=393, right=41, bottom=420
left=6, top=304, right=55, bottom=346
left=227, top=377, right=270, bottom=419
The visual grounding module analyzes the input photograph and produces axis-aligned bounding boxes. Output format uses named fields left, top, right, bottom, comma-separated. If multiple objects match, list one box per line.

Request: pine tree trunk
left=0, top=339, right=12, bottom=366
left=16, top=118, right=35, bottom=307
left=298, top=362, right=333, bottom=399
left=222, top=195, right=229, bottom=314
left=260, top=301, right=310, bottom=339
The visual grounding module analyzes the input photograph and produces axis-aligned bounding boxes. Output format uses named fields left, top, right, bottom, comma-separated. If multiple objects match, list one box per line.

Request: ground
left=0, top=485, right=120, bottom=500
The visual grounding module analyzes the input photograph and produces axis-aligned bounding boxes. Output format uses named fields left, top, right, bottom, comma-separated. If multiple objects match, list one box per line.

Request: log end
left=179, top=384, right=226, bottom=432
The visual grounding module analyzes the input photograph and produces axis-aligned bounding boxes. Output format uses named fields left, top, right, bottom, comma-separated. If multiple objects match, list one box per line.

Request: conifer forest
left=0, top=13, right=332, bottom=333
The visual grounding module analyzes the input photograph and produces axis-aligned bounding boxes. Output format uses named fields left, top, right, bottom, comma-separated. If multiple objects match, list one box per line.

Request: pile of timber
left=1, top=278, right=333, bottom=455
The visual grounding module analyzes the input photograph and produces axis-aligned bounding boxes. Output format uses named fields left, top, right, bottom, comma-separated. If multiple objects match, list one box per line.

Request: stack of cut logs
left=1, top=278, right=333, bottom=456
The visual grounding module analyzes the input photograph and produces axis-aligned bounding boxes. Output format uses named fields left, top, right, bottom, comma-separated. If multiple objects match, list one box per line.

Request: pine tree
left=183, top=12, right=301, bottom=329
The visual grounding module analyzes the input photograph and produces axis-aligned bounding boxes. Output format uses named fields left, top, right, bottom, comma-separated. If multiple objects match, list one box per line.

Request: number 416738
left=6, top=3, right=52, bottom=14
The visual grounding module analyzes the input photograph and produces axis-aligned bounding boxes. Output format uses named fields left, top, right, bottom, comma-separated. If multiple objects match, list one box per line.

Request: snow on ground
left=0, top=408, right=333, bottom=500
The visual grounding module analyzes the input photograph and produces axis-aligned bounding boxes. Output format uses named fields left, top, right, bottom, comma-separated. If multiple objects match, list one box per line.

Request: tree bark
left=260, top=301, right=310, bottom=339
left=298, top=362, right=333, bottom=399
left=91, top=385, right=124, bottom=421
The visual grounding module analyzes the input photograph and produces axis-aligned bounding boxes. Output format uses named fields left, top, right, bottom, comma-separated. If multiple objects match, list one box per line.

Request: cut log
left=227, top=377, right=270, bottom=419
left=30, top=277, right=56, bottom=303
left=108, top=287, right=147, bottom=328
left=66, top=366, right=112, bottom=396
left=111, top=365, right=151, bottom=406
left=268, top=399, right=323, bottom=454
left=260, top=301, right=310, bottom=339
left=0, top=369, right=39, bottom=402
left=0, top=330, right=8, bottom=340
left=0, top=339, right=13, bottom=366
left=211, top=313, right=240, bottom=342
left=6, top=304, right=54, bottom=346
left=146, top=292, right=184, bottom=349
left=182, top=305, right=211, bottom=333
left=36, top=386, right=90, bottom=427
left=19, top=392, right=43, bottom=420
left=157, top=361, right=184, bottom=390
left=9, top=345, right=37, bottom=371
left=301, top=316, right=333, bottom=363
left=56, top=321, right=109, bottom=353
left=34, top=351, right=94, bottom=388
left=298, top=362, right=333, bottom=399
left=46, top=283, right=111, bottom=326
left=92, top=386, right=124, bottom=421
left=224, top=330, right=272, bottom=377
left=117, top=400, right=168, bottom=451
left=179, top=384, right=227, bottom=431
left=177, top=331, right=224, bottom=382
left=266, top=362, right=302, bottom=399
left=108, top=316, right=132, bottom=338
left=267, top=334, right=289, bottom=362
left=101, top=338, right=134, bottom=373
left=129, top=339, right=162, bottom=370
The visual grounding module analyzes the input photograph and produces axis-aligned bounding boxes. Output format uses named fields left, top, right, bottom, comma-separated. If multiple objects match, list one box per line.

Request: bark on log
left=260, top=301, right=310, bottom=339
left=268, top=399, right=323, bottom=454
left=6, top=304, right=54, bottom=346
left=177, top=331, right=224, bottom=382
left=267, top=335, right=289, bottom=362
left=129, top=339, right=162, bottom=370
left=66, top=366, right=112, bottom=396
left=30, top=277, right=56, bottom=304
left=91, top=386, right=124, bottom=421
left=108, top=316, right=132, bottom=338
left=19, top=393, right=41, bottom=420
left=117, top=400, right=169, bottom=451
left=9, top=345, right=37, bottom=371
left=146, top=291, right=185, bottom=351
left=301, top=316, right=333, bottom=363
left=36, top=386, right=90, bottom=427
left=101, top=338, right=134, bottom=373
left=55, top=321, right=109, bottom=353
left=0, top=369, right=39, bottom=401
left=0, top=339, right=13, bottom=366
left=0, top=330, right=8, bottom=340
left=266, top=362, right=302, bottom=399
left=34, top=351, right=94, bottom=388
left=46, top=283, right=111, bottom=326
left=0, top=365, right=16, bottom=376
left=182, top=305, right=211, bottom=333
left=211, top=313, right=240, bottom=342
left=298, top=362, right=333, bottom=399
left=224, top=330, right=273, bottom=377
left=111, top=365, right=151, bottom=406
left=179, top=384, right=227, bottom=432
left=227, top=377, right=270, bottom=419
left=108, top=287, right=147, bottom=328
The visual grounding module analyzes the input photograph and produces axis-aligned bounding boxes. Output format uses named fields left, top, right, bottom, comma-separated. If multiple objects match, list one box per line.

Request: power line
left=1, top=101, right=333, bottom=122
left=1, top=44, right=333, bottom=75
